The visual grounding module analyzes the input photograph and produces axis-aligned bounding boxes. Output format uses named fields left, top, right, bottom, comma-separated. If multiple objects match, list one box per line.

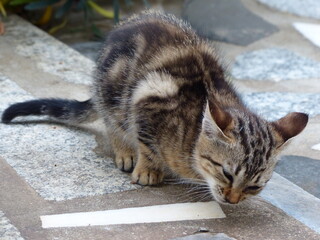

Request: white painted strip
left=261, top=173, right=320, bottom=233
left=41, top=201, right=225, bottom=228
left=293, top=22, right=320, bottom=48
left=311, top=143, right=320, bottom=151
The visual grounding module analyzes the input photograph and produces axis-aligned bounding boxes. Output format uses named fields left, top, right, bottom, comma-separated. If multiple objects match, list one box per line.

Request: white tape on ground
left=293, top=22, right=320, bottom=48
left=41, top=201, right=225, bottom=228
left=311, top=143, right=320, bottom=151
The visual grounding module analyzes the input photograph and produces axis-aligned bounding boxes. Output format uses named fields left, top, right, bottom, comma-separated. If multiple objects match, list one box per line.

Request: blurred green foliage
left=0, top=0, right=149, bottom=37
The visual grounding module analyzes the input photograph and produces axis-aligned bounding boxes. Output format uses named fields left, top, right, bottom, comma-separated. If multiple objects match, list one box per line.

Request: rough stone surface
left=0, top=73, right=139, bottom=201
left=242, top=92, right=320, bottom=121
left=182, top=0, right=278, bottom=45
left=260, top=173, right=320, bottom=233
left=0, top=211, right=24, bottom=240
left=172, top=233, right=236, bottom=240
left=275, top=155, right=320, bottom=198
left=69, top=41, right=103, bottom=61
left=232, top=48, right=320, bottom=81
left=5, top=15, right=95, bottom=85
left=258, top=0, right=320, bottom=20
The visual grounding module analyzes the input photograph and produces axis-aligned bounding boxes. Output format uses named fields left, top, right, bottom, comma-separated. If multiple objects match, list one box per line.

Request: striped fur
left=1, top=10, right=308, bottom=204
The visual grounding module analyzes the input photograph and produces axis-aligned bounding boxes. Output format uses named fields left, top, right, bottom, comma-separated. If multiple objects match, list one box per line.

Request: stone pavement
left=1, top=0, right=320, bottom=239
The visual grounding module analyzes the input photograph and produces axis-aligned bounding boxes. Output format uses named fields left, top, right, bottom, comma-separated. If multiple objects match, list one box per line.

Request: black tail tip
left=2, top=107, right=15, bottom=123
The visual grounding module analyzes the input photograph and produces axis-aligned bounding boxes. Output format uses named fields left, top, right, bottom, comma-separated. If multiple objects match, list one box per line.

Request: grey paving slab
left=232, top=48, right=320, bottom=81
left=275, top=155, right=320, bottom=198
left=242, top=92, right=320, bottom=121
left=0, top=211, right=24, bottom=240
left=182, top=0, right=278, bottom=45
left=69, top=41, right=103, bottom=61
left=4, top=15, right=95, bottom=85
left=258, top=0, right=320, bottom=20
left=0, top=73, right=139, bottom=201
left=261, top=173, right=320, bottom=233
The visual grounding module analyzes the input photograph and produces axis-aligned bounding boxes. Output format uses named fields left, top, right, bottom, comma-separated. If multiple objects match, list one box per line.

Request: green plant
left=0, top=0, right=149, bottom=37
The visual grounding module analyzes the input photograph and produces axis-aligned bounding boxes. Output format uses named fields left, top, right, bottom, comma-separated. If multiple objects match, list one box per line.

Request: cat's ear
left=208, top=100, right=234, bottom=138
left=271, top=112, right=308, bottom=147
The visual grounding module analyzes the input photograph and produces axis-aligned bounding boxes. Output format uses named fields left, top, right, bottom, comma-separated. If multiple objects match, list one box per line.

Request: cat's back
left=113, top=10, right=198, bottom=47
left=97, top=10, right=200, bottom=71
left=94, top=10, right=210, bottom=108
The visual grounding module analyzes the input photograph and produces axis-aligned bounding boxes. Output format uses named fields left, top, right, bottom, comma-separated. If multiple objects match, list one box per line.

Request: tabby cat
left=2, top=11, right=308, bottom=204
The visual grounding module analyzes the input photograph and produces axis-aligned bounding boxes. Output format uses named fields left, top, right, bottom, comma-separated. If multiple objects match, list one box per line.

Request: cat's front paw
left=115, top=153, right=136, bottom=173
left=131, top=167, right=164, bottom=185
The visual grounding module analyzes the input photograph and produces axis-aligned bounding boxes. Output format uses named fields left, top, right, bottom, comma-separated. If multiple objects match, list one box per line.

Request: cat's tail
left=1, top=98, right=98, bottom=124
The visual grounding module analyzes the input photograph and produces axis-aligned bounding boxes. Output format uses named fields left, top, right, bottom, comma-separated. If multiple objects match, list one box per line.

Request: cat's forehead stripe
left=237, top=117, right=250, bottom=156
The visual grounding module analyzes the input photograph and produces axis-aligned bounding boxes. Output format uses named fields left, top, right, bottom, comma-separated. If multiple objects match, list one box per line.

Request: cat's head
left=193, top=101, right=308, bottom=204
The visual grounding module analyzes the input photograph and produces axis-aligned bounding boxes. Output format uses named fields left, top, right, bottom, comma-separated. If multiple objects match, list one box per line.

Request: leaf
left=25, top=0, right=60, bottom=10
left=0, top=1, right=6, bottom=17
left=37, top=5, right=52, bottom=25
left=48, top=18, right=67, bottom=34
left=87, top=0, right=114, bottom=19
left=54, top=0, right=72, bottom=19
left=9, top=0, right=37, bottom=6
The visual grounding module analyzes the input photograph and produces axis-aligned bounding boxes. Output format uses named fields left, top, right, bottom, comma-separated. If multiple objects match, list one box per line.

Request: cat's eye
left=222, top=168, right=233, bottom=183
left=245, top=186, right=261, bottom=192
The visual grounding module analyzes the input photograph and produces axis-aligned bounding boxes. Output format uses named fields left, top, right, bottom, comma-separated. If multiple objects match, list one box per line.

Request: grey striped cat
left=2, top=11, right=308, bottom=204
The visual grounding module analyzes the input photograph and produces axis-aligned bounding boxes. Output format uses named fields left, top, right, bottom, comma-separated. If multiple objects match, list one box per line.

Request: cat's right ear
left=271, top=112, right=308, bottom=148
left=208, top=100, right=234, bottom=139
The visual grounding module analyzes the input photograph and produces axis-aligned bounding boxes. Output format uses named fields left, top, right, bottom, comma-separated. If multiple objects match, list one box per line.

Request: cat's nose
left=225, top=196, right=240, bottom=204
left=224, top=190, right=241, bottom=204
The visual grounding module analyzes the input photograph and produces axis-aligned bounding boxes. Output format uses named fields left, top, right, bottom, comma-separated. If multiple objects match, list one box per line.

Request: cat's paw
left=115, top=153, right=136, bottom=173
left=131, top=167, right=164, bottom=185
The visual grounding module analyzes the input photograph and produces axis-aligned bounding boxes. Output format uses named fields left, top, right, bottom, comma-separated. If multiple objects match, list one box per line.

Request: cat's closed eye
left=244, top=186, right=262, bottom=192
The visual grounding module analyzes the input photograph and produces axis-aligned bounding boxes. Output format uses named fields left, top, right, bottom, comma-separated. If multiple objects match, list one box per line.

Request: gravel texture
left=243, top=92, right=320, bottom=121
left=0, top=73, right=139, bottom=201
left=258, top=0, right=320, bottom=20
left=0, top=211, right=24, bottom=240
left=5, top=15, right=95, bottom=85
left=232, top=48, right=320, bottom=81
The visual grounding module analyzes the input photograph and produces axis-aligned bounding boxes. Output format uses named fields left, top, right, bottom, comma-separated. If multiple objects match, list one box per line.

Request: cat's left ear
left=271, top=112, right=308, bottom=148
left=208, top=100, right=234, bottom=140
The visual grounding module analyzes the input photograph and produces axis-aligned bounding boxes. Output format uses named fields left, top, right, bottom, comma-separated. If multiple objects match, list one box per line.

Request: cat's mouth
left=214, top=195, right=245, bottom=205
left=212, top=186, right=246, bottom=205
